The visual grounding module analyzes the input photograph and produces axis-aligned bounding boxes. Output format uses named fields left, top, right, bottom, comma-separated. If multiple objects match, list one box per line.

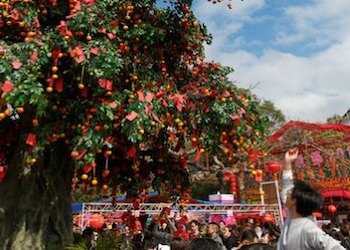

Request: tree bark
left=0, top=134, right=73, bottom=249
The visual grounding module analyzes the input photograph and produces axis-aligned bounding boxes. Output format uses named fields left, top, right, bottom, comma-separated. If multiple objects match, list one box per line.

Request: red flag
left=83, top=165, right=92, bottom=173
left=26, top=133, right=36, bottom=146
left=126, top=111, right=138, bottom=121
left=75, top=54, right=86, bottom=64
left=145, top=105, right=153, bottom=115
left=30, top=51, right=38, bottom=64
left=162, top=100, right=168, bottom=107
left=12, top=61, right=22, bottom=69
left=173, top=94, right=184, bottom=111
left=107, top=33, right=116, bottom=40
left=55, top=78, right=63, bottom=92
left=2, top=81, right=14, bottom=93
left=127, top=146, right=137, bottom=158
left=152, top=114, right=160, bottom=122
left=76, top=149, right=87, bottom=160
left=109, top=102, right=117, bottom=108
left=98, top=79, right=112, bottom=90
left=137, top=90, right=145, bottom=101
left=145, top=93, right=154, bottom=103
left=194, top=149, right=201, bottom=162
left=90, top=47, right=99, bottom=55
left=230, top=114, right=240, bottom=120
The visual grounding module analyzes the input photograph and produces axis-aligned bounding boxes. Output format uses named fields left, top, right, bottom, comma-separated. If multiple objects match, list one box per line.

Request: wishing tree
left=0, top=0, right=267, bottom=248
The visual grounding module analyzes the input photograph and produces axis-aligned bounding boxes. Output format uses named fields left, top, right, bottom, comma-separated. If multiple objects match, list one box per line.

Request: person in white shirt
left=278, top=149, right=345, bottom=250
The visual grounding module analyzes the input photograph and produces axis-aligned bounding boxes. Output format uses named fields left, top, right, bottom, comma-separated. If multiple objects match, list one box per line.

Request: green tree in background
left=259, top=100, right=286, bottom=134
left=0, top=0, right=267, bottom=248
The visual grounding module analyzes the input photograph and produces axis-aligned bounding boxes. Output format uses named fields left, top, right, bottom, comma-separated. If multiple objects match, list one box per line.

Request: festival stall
left=263, top=121, right=350, bottom=220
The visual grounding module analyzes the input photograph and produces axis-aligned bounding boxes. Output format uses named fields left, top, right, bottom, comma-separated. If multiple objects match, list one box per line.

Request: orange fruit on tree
left=16, top=107, right=24, bottom=113
left=32, top=119, right=39, bottom=126
left=4, top=109, right=12, bottom=116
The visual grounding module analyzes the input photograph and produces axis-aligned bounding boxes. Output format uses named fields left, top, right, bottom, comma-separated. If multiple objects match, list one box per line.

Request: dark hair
left=171, top=237, right=187, bottom=250
left=241, top=229, right=258, bottom=243
left=82, top=227, right=93, bottom=237
left=186, top=238, right=221, bottom=250
left=340, top=224, right=349, bottom=237
left=239, top=243, right=275, bottom=250
left=263, top=221, right=280, bottom=239
left=291, top=180, right=323, bottom=217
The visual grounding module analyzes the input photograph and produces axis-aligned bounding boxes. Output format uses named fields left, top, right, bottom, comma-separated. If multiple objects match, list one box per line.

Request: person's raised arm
left=281, top=148, right=298, bottom=204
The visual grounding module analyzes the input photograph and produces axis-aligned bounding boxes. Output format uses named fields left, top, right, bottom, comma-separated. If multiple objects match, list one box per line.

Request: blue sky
left=192, top=0, right=350, bottom=122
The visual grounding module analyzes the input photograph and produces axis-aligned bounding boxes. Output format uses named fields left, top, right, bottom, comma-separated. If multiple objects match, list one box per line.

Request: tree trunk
left=0, top=134, right=73, bottom=249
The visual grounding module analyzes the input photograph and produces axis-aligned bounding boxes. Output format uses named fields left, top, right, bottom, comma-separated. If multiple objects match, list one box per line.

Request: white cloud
left=194, top=0, right=266, bottom=50
left=275, top=0, right=350, bottom=47
left=214, top=38, right=350, bottom=122
left=193, top=0, right=350, bottom=122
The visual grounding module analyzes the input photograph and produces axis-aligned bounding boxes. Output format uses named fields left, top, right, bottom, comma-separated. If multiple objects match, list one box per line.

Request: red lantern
left=89, top=214, right=104, bottom=229
left=267, top=162, right=281, bottom=174
left=328, top=205, right=337, bottom=215
left=230, top=175, right=238, bottom=193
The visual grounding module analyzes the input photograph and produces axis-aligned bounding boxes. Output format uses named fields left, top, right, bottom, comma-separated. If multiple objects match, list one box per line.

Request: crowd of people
left=80, top=149, right=349, bottom=250
left=81, top=211, right=350, bottom=250
left=82, top=214, right=280, bottom=249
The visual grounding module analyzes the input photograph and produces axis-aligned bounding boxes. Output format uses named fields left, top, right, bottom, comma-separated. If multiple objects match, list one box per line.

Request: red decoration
left=0, top=166, right=5, bottom=183
left=25, top=133, right=37, bottom=146
left=134, top=220, right=142, bottom=230
left=328, top=205, right=337, bottom=215
left=89, top=214, right=104, bottom=229
left=224, top=173, right=238, bottom=193
left=267, top=162, right=281, bottom=174
left=262, top=213, right=275, bottom=223
left=2, top=81, right=14, bottom=93
left=98, top=78, right=113, bottom=90
left=248, top=149, right=261, bottom=162
left=126, top=111, right=138, bottom=121
left=12, top=61, right=23, bottom=69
